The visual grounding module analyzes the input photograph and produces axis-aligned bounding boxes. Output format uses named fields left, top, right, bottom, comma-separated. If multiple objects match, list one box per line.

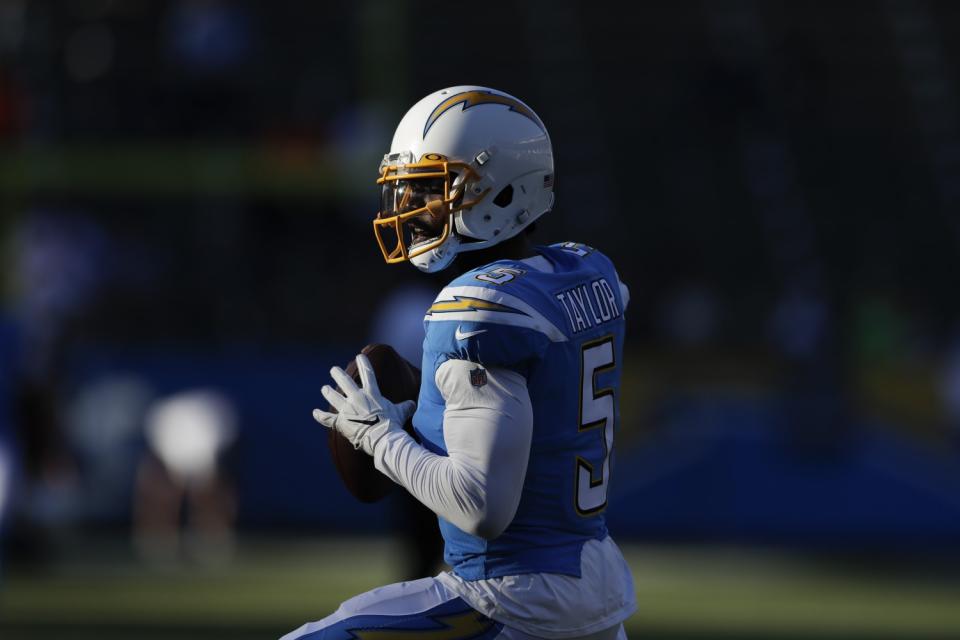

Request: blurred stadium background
left=1, top=1, right=960, bottom=638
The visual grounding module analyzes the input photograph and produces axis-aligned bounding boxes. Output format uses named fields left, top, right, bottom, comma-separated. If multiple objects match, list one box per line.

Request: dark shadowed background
left=1, top=1, right=959, bottom=638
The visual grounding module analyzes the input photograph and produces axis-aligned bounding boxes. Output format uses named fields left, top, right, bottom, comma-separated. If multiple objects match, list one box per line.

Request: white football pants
left=280, top=575, right=627, bottom=640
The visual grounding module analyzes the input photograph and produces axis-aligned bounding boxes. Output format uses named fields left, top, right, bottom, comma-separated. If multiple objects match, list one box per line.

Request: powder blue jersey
left=413, top=242, right=628, bottom=581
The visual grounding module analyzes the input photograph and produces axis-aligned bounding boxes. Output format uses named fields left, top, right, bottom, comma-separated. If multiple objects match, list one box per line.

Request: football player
left=285, top=86, right=635, bottom=639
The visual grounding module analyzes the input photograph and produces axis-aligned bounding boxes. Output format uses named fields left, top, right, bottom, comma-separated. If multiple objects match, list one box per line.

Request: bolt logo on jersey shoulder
left=423, top=90, right=546, bottom=138
left=427, top=296, right=526, bottom=316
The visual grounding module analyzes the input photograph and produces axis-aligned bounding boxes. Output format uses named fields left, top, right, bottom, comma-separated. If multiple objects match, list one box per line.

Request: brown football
left=326, top=343, right=421, bottom=503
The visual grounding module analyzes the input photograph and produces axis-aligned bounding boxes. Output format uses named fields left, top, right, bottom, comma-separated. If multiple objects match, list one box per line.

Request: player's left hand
left=313, top=353, right=416, bottom=457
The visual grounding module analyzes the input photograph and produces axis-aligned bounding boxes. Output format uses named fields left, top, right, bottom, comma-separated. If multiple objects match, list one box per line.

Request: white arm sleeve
left=371, top=359, right=533, bottom=539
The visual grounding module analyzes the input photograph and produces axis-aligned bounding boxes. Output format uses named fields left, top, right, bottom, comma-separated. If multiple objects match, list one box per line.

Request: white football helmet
left=373, top=86, right=555, bottom=272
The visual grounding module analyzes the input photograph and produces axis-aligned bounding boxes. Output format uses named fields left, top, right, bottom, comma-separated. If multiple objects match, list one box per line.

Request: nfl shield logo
left=470, top=367, right=488, bottom=388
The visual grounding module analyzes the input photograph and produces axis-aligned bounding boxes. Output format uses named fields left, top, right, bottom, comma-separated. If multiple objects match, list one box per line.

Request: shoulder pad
left=425, top=283, right=567, bottom=343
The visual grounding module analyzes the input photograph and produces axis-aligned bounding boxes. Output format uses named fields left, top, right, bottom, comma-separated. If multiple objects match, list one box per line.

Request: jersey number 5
left=576, top=336, right=615, bottom=515
left=476, top=267, right=525, bottom=285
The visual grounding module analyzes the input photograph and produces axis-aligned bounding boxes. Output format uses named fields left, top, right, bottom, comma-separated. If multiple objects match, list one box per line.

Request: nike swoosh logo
left=455, top=326, right=488, bottom=341
left=348, top=416, right=380, bottom=426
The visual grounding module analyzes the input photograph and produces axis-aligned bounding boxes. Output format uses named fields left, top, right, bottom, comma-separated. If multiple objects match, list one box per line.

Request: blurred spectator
left=770, top=283, right=828, bottom=362
left=134, top=389, right=238, bottom=566
left=0, top=441, right=10, bottom=574
left=9, top=210, right=106, bottom=375
left=4, top=210, right=107, bottom=565
left=66, top=374, right=156, bottom=522
left=769, top=280, right=851, bottom=458
left=0, top=310, right=18, bottom=575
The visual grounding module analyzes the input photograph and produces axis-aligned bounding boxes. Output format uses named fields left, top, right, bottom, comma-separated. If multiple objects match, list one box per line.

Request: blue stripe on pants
left=296, top=596, right=503, bottom=640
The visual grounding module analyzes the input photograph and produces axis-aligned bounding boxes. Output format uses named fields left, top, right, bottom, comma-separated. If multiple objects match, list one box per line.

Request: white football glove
left=312, top=353, right=416, bottom=456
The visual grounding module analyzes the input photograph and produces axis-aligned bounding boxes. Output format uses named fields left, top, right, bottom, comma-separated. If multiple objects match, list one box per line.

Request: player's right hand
left=312, top=353, right=416, bottom=457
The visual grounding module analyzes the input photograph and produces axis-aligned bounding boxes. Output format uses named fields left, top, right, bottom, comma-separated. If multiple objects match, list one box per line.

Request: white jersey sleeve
left=372, top=360, right=532, bottom=539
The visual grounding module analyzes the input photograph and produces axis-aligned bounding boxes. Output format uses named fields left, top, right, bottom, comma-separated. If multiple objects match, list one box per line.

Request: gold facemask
left=373, top=153, right=488, bottom=264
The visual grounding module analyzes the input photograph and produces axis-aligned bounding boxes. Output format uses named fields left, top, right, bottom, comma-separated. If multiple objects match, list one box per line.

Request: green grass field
left=2, top=537, right=959, bottom=639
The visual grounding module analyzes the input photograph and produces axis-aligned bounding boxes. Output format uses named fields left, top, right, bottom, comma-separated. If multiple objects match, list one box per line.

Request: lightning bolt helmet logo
left=422, top=90, right=546, bottom=139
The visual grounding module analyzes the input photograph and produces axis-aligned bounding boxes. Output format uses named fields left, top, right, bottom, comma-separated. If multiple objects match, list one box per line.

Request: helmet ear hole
left=492, top=184, right=514, bottom=208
